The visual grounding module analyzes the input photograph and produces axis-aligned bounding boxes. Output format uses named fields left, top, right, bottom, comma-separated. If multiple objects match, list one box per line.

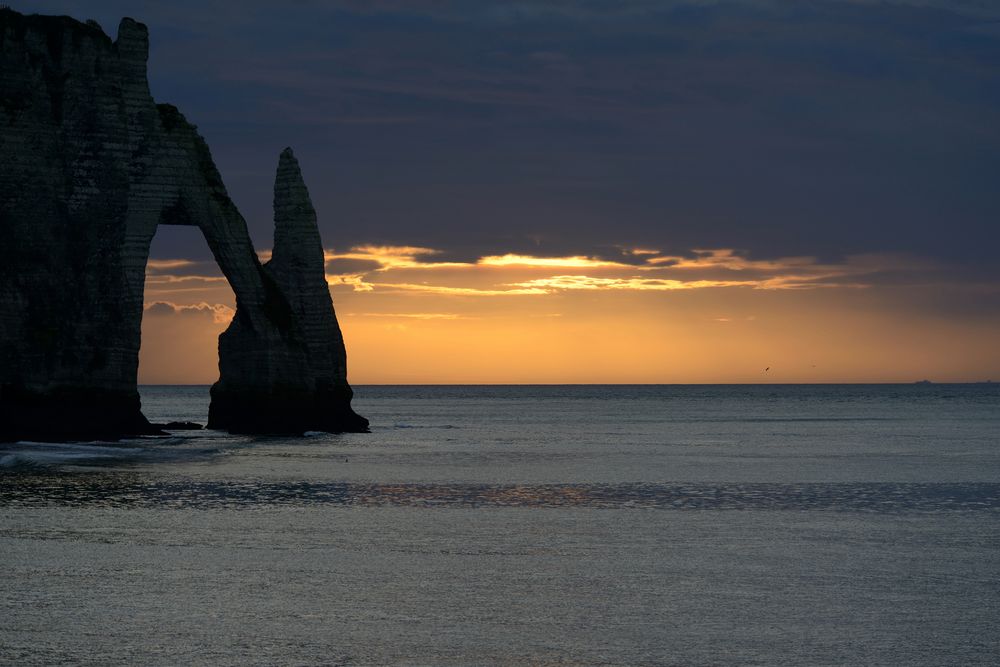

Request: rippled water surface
left=2, top=384, right=999, bottom=665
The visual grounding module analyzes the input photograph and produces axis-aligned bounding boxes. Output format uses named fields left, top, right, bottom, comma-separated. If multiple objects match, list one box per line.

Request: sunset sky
left=26, top=0, right=1000, bottom=383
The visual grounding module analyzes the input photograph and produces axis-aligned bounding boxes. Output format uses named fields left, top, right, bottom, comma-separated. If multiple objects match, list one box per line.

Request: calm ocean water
left=2, top=384, right=999, bottom=665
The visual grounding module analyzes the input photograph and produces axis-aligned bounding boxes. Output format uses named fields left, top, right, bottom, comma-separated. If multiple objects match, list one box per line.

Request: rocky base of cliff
left=0, top=387, right=164, bottom=442
left=207, top=385, right=369, bottom=435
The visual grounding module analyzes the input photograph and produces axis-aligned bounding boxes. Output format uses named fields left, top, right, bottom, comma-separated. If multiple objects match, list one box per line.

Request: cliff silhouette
left=0, top=9, right=367, bottom=440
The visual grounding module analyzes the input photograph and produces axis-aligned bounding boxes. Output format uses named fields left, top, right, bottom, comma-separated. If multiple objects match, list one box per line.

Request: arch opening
left=138, top=225, right=237, bottom=422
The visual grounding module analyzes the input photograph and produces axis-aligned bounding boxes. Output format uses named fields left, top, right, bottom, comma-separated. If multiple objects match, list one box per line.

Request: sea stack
left=208, top=149, right=368, bottom=434
left=0, top=9, right=366, bottom=440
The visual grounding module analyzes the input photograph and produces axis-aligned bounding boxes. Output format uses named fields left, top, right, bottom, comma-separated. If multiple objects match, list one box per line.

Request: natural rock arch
left=0, top=10, right=366, bottom=440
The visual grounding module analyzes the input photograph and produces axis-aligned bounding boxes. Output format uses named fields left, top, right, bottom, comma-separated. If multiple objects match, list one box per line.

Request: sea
left=1, top=384, right=999, bottom=666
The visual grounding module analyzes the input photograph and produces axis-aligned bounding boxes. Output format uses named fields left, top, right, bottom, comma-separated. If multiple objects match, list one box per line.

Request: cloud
left=324, top=245, right=468, bottom=271
left=143, top=301, right=235, bottom=324
left=327, top=274, right=375, bottom=292
left=143, top=301, right=183, bottom=317
left=478, top=254, right=626, bottom=268
left=508, top=275, right=758, bottom=291
left=369, top=282, right=550, bottom=296
left=144, top=274, right=230, bottom=295
left=145, top=259, right=196, bottom=272
left=23, top=0, right=1000, bottom=274
left=644, top=249, right=817, bottom=271
left=316, top=244, right=927, bottom=295
left=145, top=244, right=946, bottom=304
left=325, top=258, right=385, bottom=274
left=628, top=248, right=662, bottom=256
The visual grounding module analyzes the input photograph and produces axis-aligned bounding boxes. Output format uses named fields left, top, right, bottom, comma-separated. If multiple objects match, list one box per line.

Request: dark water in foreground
left=2, top=384, right=999, bottom=665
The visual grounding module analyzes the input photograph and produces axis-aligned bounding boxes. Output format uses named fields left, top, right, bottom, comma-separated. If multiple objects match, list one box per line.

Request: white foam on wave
left=0, top=441, right=146, bottom=469
left=13, top=441, right=145, bottom=452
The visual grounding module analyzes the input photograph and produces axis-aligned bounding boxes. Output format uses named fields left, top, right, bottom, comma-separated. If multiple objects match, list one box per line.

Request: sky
left=19, top=0, right=1000, bottom=383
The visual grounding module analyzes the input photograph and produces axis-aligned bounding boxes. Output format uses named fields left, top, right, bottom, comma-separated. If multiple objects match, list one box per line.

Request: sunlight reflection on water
left=3, top=474, right=999, bottom=512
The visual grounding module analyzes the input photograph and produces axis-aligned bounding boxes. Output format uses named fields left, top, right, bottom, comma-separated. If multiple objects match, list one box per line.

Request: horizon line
left=138, top=381, right=996, bottom=387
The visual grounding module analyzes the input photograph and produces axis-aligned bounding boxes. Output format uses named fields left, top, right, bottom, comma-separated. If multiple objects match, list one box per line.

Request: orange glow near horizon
left=138, top=244, right=1000, bottom=385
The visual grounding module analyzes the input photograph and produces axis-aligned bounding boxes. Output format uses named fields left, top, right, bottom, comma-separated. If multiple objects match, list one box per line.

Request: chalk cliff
left=208, top=149, right=367, bottom=433
left=0, top=9, right=366, bottom=440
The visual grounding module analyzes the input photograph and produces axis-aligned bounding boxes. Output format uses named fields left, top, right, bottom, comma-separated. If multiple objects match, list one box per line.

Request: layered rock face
left=208, top=149, right=368, bottom=434
left=0, top=9, right=366, bottom=440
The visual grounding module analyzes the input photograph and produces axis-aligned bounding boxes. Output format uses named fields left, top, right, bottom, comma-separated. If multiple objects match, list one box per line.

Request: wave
left=4, top=479, right=999, bottom=513
left=0, top=438, right=200, bottom=470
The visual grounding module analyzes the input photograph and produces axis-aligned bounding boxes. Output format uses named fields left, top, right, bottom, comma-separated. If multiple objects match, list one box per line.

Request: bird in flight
left=764, top=367, right=770, bottom=372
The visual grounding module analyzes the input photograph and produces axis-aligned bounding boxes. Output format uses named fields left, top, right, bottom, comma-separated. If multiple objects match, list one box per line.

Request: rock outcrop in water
left=0, top=9, right=366, bottom=440
left=209, top=149, right=368, bottom=434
